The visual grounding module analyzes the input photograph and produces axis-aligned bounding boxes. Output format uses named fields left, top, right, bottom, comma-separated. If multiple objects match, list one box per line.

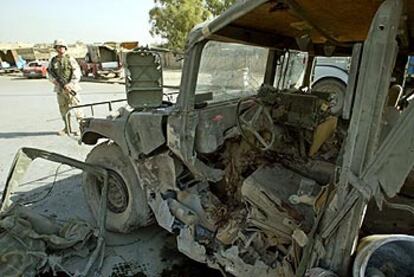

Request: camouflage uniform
left=47, top=54, right=83, bottom=127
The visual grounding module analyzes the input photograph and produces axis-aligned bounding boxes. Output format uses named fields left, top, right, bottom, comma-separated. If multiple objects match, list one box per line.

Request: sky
left=0, top=0, right=159, bottom=45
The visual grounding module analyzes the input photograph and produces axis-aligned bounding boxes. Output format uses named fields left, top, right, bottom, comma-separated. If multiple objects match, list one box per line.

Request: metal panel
left=362, top=104, right=414, bottom=199
left=342, top=43, right=362, bottom=119
left=317, top=0, right=403, bottom=274
left=125, top=50, right=163, bottom=108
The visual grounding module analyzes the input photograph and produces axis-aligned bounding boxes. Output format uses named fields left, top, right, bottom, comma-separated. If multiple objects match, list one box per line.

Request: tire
left=82, top=142, right=153, bottom=233
left=81, top=68, right=88, bottom=77
left=312, top=78, right=346, bottom=115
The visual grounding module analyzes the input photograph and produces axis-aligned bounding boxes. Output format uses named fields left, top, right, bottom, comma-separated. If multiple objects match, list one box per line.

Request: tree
left=149, top=0, right=236, bottom=50
left=205, top=0, right=236, bottom=15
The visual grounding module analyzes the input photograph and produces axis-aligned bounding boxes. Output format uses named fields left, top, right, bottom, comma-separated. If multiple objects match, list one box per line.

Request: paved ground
left=0, top=75, right=126, bottom=189
left=0, top=75, right=217, bottom=276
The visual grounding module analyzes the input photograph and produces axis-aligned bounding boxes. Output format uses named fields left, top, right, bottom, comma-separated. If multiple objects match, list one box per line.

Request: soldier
left=47, top=39, right=83, bottom=136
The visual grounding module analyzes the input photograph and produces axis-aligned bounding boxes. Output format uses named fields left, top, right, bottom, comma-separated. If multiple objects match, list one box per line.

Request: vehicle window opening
left=275, top=50, right=290, bottom=89
left=195, top=41, right=268, bottom=104
left=274, top=50, right=308, bottom=91
left=302, top=54, right=315, bottom=88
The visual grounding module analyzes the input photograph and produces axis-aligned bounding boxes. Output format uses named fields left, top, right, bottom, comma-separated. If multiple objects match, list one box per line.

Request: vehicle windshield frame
left=178, top=39, right=298, bottom=109
left=176, top=38, right=323, bottom=111
left=194, top=40, right=270, bottom=104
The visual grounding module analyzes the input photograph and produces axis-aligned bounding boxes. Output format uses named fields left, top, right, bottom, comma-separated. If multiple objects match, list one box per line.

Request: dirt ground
left=0, top=74, right=218, bottom=276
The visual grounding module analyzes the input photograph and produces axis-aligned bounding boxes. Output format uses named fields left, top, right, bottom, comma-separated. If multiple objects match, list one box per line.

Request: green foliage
left=149, top=0, right=237, bottom=50
left=205, top=0, right=236, bottom=15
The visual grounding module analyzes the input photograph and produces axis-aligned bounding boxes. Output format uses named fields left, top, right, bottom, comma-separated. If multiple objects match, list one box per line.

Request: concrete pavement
left=0, top=75, right=217, bottom=276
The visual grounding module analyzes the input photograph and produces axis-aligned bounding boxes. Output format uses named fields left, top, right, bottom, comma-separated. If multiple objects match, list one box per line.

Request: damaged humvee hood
left=189, top=0, right=414, bottom=54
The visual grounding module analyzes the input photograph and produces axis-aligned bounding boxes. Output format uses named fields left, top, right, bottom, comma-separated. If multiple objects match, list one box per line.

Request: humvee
left=4, top=0, right=414, bottom=276
left=79, top=0, right=414, bottom=275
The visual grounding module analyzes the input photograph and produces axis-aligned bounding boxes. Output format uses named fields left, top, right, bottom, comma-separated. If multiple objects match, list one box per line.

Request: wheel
left=82, top=142, right=153, bottom=233
left=312, top=78, right=346, bottom=115
left=81, top=67, right=88, bottom=77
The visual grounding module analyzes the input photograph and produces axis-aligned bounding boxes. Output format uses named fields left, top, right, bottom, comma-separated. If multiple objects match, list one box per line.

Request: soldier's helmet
left=53, top=39, right=68, bottom=49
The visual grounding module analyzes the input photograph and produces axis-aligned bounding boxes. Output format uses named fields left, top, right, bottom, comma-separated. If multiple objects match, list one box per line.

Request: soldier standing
left=47, top=39, right=83, bottom=136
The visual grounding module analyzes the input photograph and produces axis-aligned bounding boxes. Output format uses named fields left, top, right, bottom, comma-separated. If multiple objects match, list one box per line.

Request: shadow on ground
left=0, top=131, right=57, bottom=139
left=10, top=77, right=45, bottom=81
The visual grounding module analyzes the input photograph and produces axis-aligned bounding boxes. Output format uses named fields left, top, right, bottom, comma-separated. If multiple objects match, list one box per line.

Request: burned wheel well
left=82, top=131, right=105, bottom=145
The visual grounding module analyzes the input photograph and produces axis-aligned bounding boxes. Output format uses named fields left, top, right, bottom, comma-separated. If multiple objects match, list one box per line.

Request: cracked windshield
left=196, top=41, right=268, bottom=102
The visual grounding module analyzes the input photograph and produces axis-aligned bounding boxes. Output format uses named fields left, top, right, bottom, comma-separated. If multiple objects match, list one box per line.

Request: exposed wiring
left=19, top=168, right=74, bottom=186
left=22, top=164, right=64, bottom=206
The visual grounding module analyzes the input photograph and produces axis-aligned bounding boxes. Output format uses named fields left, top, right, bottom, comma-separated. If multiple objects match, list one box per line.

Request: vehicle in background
left=313, top=55, right=414, bottom=114
left=283, top=53, right=350, bottom=116
left=22, top=60, right=48, bottom=78
left=312, top=57, right=350, bottom=115
left=407, top=56, right=414, bottom=77
left=0, top=49, right=26, bottom=72
left=79, top=44, right=121, bottom=78
left=314, top=57, right=350, bottom=86
left=80, top=42, right=138, bottom=79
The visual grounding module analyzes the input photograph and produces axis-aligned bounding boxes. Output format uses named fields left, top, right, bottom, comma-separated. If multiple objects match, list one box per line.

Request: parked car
left=22, top=60, right=48, bottom=78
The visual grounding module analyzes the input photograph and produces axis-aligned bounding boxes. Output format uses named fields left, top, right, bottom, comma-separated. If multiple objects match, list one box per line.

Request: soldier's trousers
left=56, top=90, right=84, bottom=128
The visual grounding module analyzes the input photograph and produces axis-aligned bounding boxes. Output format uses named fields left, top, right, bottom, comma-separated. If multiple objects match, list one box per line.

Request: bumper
left=23, top=71, right=45, bottom=78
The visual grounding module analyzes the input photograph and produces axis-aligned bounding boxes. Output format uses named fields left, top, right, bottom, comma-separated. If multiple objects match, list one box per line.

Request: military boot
left=57, top=128, right=68, bottom=136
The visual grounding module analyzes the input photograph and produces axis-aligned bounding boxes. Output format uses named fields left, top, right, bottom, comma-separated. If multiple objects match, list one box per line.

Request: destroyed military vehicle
left=2, top=0, right=414, bottom=276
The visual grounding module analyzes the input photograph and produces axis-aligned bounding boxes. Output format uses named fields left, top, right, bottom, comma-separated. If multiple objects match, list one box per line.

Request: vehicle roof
left=188, top=0, right=413, bottom=55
